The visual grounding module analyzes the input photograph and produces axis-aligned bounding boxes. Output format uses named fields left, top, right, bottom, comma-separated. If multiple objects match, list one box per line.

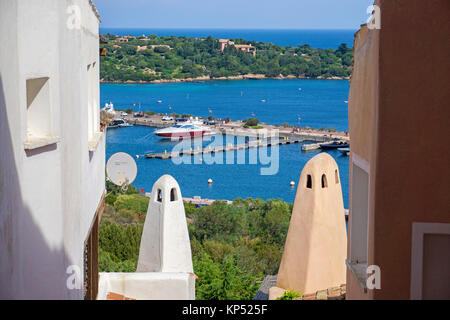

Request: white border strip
left=410, top=222, right=450, bottom=300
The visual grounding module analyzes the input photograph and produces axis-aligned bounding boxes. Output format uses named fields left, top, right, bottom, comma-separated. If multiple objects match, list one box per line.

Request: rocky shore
left=100, top=74, right=350, bottom=84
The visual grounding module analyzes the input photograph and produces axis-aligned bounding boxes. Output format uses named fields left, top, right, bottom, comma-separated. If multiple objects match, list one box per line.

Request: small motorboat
left=108, top=118, right=133, bottom=128
left=338, top=147, right=350, bottom=155
left=320, top=141, right=350, bottom=150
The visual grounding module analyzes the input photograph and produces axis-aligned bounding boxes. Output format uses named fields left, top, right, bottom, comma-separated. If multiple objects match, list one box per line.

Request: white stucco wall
left=97, top=272, right=196, bottom=300
left=0, top=0, right=104, bottom=299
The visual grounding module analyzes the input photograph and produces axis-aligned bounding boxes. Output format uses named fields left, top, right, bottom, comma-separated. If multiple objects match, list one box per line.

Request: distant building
left=0, top=0, right=105, bottom=299
left=346, top=0, right=450, bottom=300
left=114, top=37, right=128, bottom=43
left=137, top=45, right=148, bottom=52
left=149, top=44, right=173, bottom=51
left=219, top=39, right=256, bottom=57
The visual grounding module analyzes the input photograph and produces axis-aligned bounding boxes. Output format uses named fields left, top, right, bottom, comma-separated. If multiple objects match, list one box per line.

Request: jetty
left=183, top=196, right=233, bottom=206
left=302, top=141, right=334, bottom=151
left=116, top=112, right=350, bottom=156
left=144, top=136, right=319, bottom=159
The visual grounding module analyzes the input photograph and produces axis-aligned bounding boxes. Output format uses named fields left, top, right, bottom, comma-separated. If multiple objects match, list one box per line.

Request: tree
left=244, top=118, right=259, bottom=127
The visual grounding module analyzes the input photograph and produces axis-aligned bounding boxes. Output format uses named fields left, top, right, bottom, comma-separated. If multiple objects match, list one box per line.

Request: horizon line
left=99, top=27, right=358, bottom=31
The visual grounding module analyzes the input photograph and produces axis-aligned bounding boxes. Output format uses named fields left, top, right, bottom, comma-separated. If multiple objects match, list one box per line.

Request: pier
left=183, top=196, right=233, bottom=206
left=144, top=136, right=319, bottom=159
left=117, top=112, right=350, bottom=158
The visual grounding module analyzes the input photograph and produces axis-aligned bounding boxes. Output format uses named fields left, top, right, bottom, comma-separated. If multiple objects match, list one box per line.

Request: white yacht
left=154, top=121, right=213, bottom=139
left=108, top=118, right=133, bottom=128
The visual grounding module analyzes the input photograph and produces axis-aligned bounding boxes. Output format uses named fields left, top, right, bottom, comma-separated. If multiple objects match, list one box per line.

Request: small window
left=306, top=175, right=312, bottom=189
left=26, top=77, right=52, bottom=138
left=170, top=188, right=178, bottom=202
left=87, top=61, right=99, bottom=141
left=335, top=169, right=339, bottom=184
left=350, top=161, right=369, bottom=264
left=157, top=189, right=162, bottom=202
left=322, top=174, right=328, bottom=188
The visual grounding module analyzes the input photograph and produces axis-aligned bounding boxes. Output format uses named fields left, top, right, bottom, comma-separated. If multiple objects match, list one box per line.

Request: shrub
left=277, top=290, right=303, bottom=300
left=244, top=118, right=259, bottom=127
left=113, top=194, right=149, bottom=216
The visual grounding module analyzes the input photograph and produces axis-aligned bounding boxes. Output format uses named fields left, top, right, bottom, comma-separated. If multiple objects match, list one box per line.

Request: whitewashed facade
left=0, top=0, right=105, bottom=299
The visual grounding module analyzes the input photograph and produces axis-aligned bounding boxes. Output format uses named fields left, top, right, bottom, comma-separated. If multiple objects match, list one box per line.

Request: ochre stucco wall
left=346, top=24, right=379, bottom=300
left=347, top=0, right=450, bottom=299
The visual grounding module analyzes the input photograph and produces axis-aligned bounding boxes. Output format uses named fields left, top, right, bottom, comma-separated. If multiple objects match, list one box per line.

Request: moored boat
left=338, top=147, right=350, bottom=155
left=320, top=141, right=349, bottom=150
left=108, top=118, right=133, bottom=128
left=154, top=121, right=213, bottom=139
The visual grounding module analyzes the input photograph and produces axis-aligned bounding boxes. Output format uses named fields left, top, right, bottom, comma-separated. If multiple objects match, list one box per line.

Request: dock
left=302, top=141, right=334, bottom=151
left=183, top=196, right=233, bottom=206
left=145, top=136, right=312, bottom=159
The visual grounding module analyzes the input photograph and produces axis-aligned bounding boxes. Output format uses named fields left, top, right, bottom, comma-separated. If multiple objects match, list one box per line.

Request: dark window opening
left=322, top=174, right=328, bottom=188
left=170, top=188, right=178, bottom=202
left=157, top=189, right=162, bottom=202
left=306, top=175, right=312, bottom=189
left=335, top=169, right=339, bottom=184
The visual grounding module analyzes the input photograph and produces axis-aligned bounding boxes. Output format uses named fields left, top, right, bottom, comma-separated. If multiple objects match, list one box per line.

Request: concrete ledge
left=97, top=272, right=195, bottom=300
left=346, top=260, right=367, bottom=293
left=24, top=135, right=60, bottom=150
left=88, top=131, right=104, bottom=152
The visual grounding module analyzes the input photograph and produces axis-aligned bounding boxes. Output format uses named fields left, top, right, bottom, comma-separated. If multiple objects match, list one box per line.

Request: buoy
left=208, top=178, right=213, bottom=184
left=135, top=155, right=140, bottom=159
left=290, top=181, right=295, bottom=187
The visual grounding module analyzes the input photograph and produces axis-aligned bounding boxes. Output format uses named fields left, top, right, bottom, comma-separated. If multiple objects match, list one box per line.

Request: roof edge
left=89, top=0, right=101, bottom=22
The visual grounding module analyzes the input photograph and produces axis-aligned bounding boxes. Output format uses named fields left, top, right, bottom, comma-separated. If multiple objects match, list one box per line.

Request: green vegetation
left=100, top=34, right=353, bottom=82
left=243, top=118, right=264, bottom=129
left=277, top=290, right=303, bottom=300
left=244, top=118, right=259, bottom=127
left=99, top=186, right=293, bottom=300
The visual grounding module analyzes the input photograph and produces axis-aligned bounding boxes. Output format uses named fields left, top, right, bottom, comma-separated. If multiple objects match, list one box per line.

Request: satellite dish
left=106, top=152, right=137, bottom=187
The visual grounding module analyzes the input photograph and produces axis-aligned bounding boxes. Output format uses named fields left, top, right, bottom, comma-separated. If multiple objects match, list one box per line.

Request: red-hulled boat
left=154, top=121, right=213, bottom=139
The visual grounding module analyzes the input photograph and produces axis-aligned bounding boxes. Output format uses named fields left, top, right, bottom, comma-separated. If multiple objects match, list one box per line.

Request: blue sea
left=100, top=28, right=356, bottom=49
left=103, top=79, right=350, bottom=206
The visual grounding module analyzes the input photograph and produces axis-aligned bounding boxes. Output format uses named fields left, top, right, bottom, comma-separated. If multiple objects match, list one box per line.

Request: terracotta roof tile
left=106, top=292, right=136, bottom=300
left=316, top=289, right=328, bottom=300
left=296, top=284, right=346, bottom=300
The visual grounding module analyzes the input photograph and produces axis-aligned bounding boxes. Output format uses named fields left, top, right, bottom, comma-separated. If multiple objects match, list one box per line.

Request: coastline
left=100, top=74, right=350, bottom=84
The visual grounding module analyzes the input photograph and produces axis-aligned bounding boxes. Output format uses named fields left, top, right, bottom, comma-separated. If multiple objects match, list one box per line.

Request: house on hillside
left=114, top=37, right=128, bottom=43
left=219, top=39, right=256, bottom=57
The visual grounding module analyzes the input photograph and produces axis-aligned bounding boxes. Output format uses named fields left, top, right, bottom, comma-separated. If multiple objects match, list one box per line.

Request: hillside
left=100, top=34, right=353, bottom=83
